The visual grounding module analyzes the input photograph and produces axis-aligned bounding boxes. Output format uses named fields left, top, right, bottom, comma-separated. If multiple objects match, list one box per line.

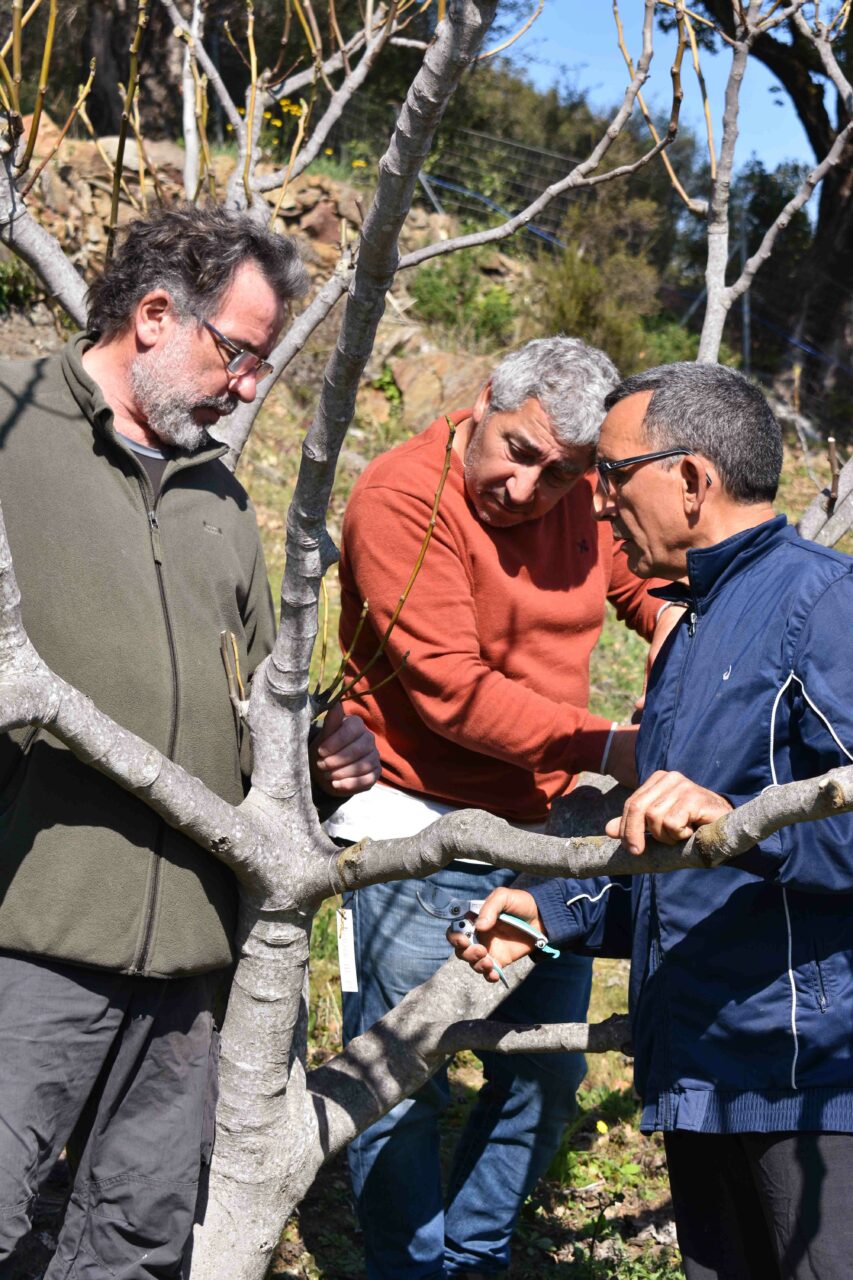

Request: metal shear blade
left=416, top=887, right=509, bottom=988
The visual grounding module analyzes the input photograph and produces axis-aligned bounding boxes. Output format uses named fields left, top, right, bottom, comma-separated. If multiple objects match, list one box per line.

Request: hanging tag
left=337, top=907, right=358, bottom=993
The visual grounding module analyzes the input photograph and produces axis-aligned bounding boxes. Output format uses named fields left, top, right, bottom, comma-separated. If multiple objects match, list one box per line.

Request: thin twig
left=162, top=0, right=243, bottom=134
left=191, top=69, right=217, bottom=203
left=328, top=0, right=351, bottom=75
left=0, top=52, right=16, bottom=113
left=724, top=117, right=853, bottom=306
left=20, top=61, right=95, bottom=199
left=106, top=0, right=148, bottom=261
left=656, top=0, right=718, bottom=30
left=268, top=99, right=309, bottom=225
left=325, top=417, right=457, bottom=705
left=269, top=0, right=294, bottom=81
left=130, top=95, right=148, bottom=212
left=322, top=599, right=369, bottom=702
left=76, top=101, right=140, bottom=210
left=400, top=1, right=683, bottom=271
left=478, top=0, right=543, bottom=61
left=683, top=4, right=716, bottom=179
left=255, top=6, right=399, bottom=193
left=0, top=0, right=43, bottom=58
left=11, top=0, right=23, bottom=114
left=16, top=0, right=56, bottom=176
left=242, top=1, right=260, bottom=207
left=223, top=20, right=252, bottom=72
left=613, top=0, right=704, bottom=216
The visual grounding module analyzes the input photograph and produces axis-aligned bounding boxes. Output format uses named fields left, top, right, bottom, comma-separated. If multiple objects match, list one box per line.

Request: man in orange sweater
left=326, top=337, right=672, bottom=1280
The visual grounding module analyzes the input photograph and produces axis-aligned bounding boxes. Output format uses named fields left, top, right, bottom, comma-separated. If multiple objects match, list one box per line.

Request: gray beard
left=129, top=327, right=238, bottom=452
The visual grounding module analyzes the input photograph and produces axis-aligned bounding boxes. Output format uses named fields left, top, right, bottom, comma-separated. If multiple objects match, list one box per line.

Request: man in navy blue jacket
left=452, top=363, right=853, bottom=1280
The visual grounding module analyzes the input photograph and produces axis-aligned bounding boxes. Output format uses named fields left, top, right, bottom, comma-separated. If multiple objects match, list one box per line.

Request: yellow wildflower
left=324, top=147, right=333, bottom=156
left=595, top=1120, right=609, bottom=1135
left=351, top=159, right=367, bottom=168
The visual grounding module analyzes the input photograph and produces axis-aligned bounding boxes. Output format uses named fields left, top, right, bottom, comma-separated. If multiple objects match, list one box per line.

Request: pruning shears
left=416, top=886, right=561, bottom=989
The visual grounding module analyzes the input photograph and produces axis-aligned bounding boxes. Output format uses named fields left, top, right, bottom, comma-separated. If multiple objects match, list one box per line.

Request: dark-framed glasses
left=596, top=447, right=691, bottom=496
left=202, top=319, right=274, bottom=383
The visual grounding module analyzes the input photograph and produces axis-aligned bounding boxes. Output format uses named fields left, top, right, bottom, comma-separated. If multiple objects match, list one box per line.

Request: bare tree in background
left=0, top=2, right=852, bottom=1276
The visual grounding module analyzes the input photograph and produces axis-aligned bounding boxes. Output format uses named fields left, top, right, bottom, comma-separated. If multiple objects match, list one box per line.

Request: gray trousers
left=0, top=951, right=218, bottom=1279
left=664, top=1130, right=853, bottom=1280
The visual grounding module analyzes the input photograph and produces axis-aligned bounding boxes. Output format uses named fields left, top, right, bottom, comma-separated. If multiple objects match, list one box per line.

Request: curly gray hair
left=487, top=336, right=619, bottom=445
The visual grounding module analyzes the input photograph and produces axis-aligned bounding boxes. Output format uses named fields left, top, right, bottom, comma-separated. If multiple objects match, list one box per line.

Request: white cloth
left=324, top=783, right=544, bottom=860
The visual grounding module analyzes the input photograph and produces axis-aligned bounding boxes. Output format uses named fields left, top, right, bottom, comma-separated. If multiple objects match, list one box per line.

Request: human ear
left=681, top=456, right=712, bottom=516
left=471, top=379, right=492, bottom=425
left=133, top=289, right=176, bottom=350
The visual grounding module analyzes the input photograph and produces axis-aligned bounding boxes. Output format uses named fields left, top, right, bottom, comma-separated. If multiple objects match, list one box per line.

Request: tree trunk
left=793, top=148, right=853, bottom=406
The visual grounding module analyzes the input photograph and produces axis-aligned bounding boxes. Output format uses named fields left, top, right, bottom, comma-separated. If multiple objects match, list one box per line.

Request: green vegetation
left=410, top=249, right=517, bottom=350
left=0, top=258, right=41, bottom=314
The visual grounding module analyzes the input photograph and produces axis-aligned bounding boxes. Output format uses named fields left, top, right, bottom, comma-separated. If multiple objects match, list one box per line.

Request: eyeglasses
left=596, top=447, right=691, bottom=496
left=202, top=319, right=274, bottom=383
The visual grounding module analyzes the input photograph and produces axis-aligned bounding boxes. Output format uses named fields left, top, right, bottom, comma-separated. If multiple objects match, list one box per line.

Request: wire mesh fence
left=328, top=97, right=852, bottom=441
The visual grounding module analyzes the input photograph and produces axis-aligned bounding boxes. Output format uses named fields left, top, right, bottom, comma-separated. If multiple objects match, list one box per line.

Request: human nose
left=506, top=466, right=539, bottom=507
left=228, top=367, right=259, bottom=402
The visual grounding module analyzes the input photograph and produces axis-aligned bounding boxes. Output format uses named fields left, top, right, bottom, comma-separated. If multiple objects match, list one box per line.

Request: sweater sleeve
left=343, top=482, right=615, bottom=775
left=605, top=532, right=668, bottom=641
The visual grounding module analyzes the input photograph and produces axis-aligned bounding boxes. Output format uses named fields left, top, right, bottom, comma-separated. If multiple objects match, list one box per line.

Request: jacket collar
left=60, top=332, right=227, bottom=472
left=650, top=514, right=791, bottom=610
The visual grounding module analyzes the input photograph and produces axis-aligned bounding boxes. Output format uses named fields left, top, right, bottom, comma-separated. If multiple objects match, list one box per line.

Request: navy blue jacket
left=532, top=517, right=853, bottom=1133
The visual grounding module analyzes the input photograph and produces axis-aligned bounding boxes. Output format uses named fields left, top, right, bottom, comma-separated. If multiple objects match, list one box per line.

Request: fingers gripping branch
left=309, top=764, right=853, bottom=907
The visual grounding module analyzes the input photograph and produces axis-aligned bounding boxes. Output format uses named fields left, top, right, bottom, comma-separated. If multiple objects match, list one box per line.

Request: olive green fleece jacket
left=0, top=336, right=276, bottom=977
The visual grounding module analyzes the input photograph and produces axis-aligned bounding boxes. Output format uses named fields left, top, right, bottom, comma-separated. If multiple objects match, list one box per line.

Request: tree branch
left=399, top=0, right=678, bottom=272
left=436, top=1013, right=632, bottom=1056
left=723, top=117, right=853, bottom=305
left=248, top=0, right=501, bottom=803
left=792, top=7, right=853, bottom=111
left=160, top=0, right=243, bottom=133
left=254, top=11, right=399, bottom=193
left=0, top=158, right=87, bottom=325
left=316, top=765, right=853, bottom=904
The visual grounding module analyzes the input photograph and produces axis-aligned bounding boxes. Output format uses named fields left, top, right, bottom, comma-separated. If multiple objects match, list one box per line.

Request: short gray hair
left=605, top=363, right=782, bottom=503
left=488, top=336, right=619, bottom=446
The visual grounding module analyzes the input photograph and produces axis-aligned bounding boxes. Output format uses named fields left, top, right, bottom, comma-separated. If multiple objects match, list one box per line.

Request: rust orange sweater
left=338, top=412, right=664, bottom=823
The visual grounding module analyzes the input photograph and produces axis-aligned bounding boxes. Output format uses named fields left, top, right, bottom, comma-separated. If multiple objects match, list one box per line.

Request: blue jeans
left=342, top=863, right=593, bottom=1279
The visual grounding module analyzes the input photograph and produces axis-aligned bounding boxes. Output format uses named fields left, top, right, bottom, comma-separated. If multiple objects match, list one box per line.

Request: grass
left=245, top=367, right=842, bottom=1279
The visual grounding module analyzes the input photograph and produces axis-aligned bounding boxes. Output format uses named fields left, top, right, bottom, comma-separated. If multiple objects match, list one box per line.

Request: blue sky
left=504, top=1, right=815, bottom=173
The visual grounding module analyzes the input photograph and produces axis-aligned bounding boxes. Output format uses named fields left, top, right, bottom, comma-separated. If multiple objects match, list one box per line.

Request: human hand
left=310, top=702, right=382, bottom=795
left=605, top=769, right=732, bottom=856
left=447, top=887, right=544, bottom=984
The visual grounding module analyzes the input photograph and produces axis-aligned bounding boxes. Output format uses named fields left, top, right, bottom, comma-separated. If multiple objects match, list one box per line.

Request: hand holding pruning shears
left=417, top=886, right=558, bottom=986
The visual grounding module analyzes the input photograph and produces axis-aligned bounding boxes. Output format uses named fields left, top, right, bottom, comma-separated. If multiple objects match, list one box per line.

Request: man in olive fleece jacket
left=0, top=208, right=379, bottom=1279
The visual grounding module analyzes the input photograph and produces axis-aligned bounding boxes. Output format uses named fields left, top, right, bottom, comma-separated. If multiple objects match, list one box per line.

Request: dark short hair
left=605, top=362, right=783, bottom=503
left=86, top=205, right=308, bottom=337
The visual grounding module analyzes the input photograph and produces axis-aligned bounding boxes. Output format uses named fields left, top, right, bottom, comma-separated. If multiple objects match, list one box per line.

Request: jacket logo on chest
left=576, top=538, right=590, bottom=553
left=722, top=665, right=732, bottom=681
left=203, top=521, right=223, bottom=537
